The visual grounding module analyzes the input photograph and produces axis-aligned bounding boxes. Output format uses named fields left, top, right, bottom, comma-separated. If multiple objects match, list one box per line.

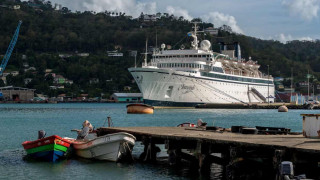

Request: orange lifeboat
left=126, top=104, right=154, bottom=114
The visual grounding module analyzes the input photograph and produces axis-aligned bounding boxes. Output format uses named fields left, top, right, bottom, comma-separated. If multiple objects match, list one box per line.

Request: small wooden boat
left=71, top=132, right=136, bottom=162
left=126, top=103, right=154, bottom=114
left=22, top=135, right=71, bottom=162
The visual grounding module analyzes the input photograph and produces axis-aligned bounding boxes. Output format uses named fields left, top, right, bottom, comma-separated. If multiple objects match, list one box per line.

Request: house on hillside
left=24, top=78, right=32, bottom=85
left=45, top=69, right=53, bottom=73
left=90, top=78, right=99, bottom=84
left=65, top=80, right=73, bottom=85
left=54, top=75, right=66, bottom=84
left=10, top=71, right=19, bottom=76
left=204, top=27, right=218, bottom=35
left=110, top=93, right=143, bottom=102
left=77, top=53, right=89, bottom=57
left=107, top=50, right=123, bottom=57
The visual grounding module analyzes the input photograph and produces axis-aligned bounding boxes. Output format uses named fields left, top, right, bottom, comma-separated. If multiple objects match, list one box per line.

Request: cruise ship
left=128, top=24, right=275, bottom=107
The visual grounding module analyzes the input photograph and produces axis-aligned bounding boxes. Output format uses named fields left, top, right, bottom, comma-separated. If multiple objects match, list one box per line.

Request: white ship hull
left=72, top=132, right=136, bottom=161
left=129, top=67, right=275, bottom=107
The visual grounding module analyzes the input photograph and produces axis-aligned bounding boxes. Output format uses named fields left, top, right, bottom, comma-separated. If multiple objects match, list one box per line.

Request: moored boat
left=126, top=103, right=154, bottom=114
left=128, top=23, right=275, bottom=107
left=71, top=132, right=136, bottom=162
left=22, top=135, right=71, bottom=162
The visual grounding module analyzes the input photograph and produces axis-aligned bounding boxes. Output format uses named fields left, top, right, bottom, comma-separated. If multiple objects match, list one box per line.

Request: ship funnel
left=234, top=42, right=241, bottom=60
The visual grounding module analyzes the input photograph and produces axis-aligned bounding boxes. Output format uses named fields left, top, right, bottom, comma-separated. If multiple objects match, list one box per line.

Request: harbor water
left=0, top=103, right=317, bottom=179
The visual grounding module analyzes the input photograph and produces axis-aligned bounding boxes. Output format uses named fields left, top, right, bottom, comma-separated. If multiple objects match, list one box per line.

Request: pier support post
left=168, top=149, right=182, bottom=165
left=195, top=141, right=212, bottom=172
left=139, top=137, right=160, bottom=162
left=226, top=146, right=242, bottom=180
left=165, top=140, right=182, bottom=165
left=273, top=149, right=285, bottom=170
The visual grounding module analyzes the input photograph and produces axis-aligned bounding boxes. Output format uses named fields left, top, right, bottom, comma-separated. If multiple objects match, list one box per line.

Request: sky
left=45, top=0, right=320, bottom=43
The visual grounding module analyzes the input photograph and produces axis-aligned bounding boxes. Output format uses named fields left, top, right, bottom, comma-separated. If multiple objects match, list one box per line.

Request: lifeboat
left=126, top=104, right=154, bottom=114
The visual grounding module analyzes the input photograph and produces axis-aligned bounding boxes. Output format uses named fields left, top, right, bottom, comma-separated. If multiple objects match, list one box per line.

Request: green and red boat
left=22, top=135, right=71, bottom=162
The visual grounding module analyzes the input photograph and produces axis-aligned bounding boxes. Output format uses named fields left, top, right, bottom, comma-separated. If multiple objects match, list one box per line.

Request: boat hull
left=129, top=67, right=275, bottom=107
left=29, top=150, right=65, bottom=162
left=22, top=135, right=71, bottom=162
left=72, top=132, right=136, bottom=162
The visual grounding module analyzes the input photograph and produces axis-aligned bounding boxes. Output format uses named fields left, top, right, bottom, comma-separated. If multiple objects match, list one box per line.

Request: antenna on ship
left=144, top=38, right=148, bottom=67
left=188, top=22, right=201, bottom=50
left=156, top=28, right=158, bottom=50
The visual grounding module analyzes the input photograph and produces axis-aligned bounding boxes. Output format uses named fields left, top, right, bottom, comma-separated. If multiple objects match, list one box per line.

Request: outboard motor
left=38, top=130, right=46, bottom=139
left=278, top=161, right=294, bottom=180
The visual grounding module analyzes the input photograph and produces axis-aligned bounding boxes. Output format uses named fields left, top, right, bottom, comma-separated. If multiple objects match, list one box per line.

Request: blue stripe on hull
left=144, top=99, right=203, bottom=107
left=29, top=150, right=65, bottom=162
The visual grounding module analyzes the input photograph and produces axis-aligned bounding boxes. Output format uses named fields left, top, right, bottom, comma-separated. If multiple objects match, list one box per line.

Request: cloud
left=282, top=0, right=320, bottom=21
left=164, top=7, right=244, bottom=34
left=24, top=0, right=245, bottom=34
left=273, top=33, right=313, bottom=43
left=82, top=0, right=157, bottom=17
left=166, top=6, right=193, bottom=20
left=202, top=12, right=243, bottom=34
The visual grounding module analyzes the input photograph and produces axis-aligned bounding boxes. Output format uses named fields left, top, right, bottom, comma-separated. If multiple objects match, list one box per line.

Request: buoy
left=278, top=105, right=288, bottom=112
left=126, top=104, right=154, bottom=114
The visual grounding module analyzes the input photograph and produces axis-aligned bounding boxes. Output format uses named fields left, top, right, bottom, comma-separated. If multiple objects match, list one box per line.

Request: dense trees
left=0, top=0, right=320, bottom=97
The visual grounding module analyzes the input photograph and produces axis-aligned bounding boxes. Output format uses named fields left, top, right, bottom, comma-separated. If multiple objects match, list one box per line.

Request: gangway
left=0, top=20, right=22, bottom=76
left=251, top=87, right=266, bottom=102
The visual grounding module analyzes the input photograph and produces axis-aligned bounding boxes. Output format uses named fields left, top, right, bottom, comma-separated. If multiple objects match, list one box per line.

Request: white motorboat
left=71, top=132, right=136, bottom=162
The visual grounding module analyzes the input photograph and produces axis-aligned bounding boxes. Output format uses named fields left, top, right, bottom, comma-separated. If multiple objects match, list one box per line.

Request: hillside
left=0, top=0, right=319, bottom=97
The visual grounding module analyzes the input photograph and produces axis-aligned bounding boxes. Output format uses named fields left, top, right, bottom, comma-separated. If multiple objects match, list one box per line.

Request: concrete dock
left=195, top=103, right=320, bottom=109
left=97, top=127, right=320, bottom=179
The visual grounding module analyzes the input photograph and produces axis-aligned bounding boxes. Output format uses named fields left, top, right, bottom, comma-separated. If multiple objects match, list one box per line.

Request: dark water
left=0, top=103, right=317, bottom=179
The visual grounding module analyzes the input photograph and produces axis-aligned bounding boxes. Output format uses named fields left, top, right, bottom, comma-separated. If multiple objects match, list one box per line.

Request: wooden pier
left=97, top=127, right=320, bottom=179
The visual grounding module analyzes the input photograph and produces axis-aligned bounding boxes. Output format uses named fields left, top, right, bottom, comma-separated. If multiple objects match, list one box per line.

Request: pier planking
left=98, top=127, right=320, bottom=153
left=98, top=127, right=320, bottom=178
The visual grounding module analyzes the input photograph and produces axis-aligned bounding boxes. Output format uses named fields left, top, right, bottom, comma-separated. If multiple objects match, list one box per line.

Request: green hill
left=0, top=0, right=319, bottom=97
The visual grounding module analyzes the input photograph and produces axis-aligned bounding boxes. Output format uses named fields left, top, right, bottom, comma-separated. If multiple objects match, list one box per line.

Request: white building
left=204, top=27, right=218, bottom=35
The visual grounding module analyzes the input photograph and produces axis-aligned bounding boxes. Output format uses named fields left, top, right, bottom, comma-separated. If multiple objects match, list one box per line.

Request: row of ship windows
left=154, top=54, right=211, bottom=58
left=201, top=72, right=272, bottom=84
left=201, top=90, right=249, bottom=95
left=182, top=71, right=198, bottom=73
left=158, top=63, right=204, bottom=69
left=157, top=63, right=224, bottom=73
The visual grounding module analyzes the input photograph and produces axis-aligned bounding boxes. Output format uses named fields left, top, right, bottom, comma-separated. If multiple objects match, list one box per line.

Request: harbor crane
left=0, top=20, right=22, bottom=76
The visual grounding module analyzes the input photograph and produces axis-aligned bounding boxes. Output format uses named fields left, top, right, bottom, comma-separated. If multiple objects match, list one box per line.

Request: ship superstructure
left=128, top=23, right=275, bottom=107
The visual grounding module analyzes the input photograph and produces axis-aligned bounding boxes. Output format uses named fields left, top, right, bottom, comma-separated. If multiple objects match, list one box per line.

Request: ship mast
left=189, top=22, right=199, bottom=50
left=144, top=38, right=148, bottom=67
